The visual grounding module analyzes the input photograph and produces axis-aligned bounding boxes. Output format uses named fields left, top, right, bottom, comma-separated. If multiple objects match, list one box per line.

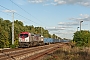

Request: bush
left=10, top=44, right=16, bottom=48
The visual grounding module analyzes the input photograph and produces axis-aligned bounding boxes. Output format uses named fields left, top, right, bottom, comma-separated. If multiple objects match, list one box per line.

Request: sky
left=0, top=0, right=90, bottom=39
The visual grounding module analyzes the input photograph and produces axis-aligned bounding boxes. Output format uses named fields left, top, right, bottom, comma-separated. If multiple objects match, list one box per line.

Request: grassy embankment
left=43, top=43, right=90, bottom=60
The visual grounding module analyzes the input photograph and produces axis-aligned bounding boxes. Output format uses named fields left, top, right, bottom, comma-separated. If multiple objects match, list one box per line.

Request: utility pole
left=12, top=12, right=14, bottom=45
left=41, top=27, right=42, bottom=36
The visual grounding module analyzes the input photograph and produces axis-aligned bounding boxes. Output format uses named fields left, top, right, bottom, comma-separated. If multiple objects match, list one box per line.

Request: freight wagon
left=44, top=38, right=61, bottom=45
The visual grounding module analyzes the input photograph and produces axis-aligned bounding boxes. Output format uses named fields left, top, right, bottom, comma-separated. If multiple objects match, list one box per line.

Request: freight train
left=18, top=32, right=66, bottom=47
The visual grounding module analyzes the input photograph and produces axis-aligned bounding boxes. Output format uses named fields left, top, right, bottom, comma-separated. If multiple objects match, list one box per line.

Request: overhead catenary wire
left=0, top=4, right=41, bottom=26
left=9, top=0, right=44, bottom=25
left=0, top=8, right=28, bottom=24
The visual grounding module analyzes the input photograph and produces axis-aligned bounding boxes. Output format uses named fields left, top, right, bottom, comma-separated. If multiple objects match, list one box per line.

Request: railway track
left=24, top=44, right=63, bottom=60
left=0, top=43, right=64, bottom=60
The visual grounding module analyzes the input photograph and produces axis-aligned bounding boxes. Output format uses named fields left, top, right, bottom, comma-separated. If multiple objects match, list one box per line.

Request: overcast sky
left=0, top=0, right=90, bottom=39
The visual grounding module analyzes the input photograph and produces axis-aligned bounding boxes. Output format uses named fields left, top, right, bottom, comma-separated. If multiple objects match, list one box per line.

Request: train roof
left=20, top=32, right=44, bottom=37
left=20, top=32, right=29, bottom=34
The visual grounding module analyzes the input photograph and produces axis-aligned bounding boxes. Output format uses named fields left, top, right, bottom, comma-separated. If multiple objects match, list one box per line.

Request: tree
left=73, top=30, right=90, bottom=47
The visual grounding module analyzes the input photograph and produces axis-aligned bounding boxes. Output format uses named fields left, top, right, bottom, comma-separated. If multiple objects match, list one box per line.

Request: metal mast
left=41, top=27, right=42, bottom=35
left=80, top=21, right=83, bottom=31
left=12, top=12, right=14, bottom=45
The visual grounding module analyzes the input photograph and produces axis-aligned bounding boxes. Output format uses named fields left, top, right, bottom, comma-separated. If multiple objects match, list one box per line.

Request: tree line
left=73, top=30, right=90, bottom=47
left=0, top=18, right=61, bottom=48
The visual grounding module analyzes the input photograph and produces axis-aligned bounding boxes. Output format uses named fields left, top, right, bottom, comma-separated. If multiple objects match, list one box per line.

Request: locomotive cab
left=18, top=32, right=30, bottom=47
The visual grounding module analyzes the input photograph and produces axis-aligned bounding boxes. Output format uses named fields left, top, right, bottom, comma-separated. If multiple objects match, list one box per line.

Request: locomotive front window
left=20, top=34, right=28, bottom=38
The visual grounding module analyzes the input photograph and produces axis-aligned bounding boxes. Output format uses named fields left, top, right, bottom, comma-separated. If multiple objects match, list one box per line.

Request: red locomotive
left=18, top=32, right=44, bottom=47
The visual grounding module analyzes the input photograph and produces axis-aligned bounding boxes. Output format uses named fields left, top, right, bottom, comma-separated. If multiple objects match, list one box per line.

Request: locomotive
left=18, top=32, right=44, bottom=47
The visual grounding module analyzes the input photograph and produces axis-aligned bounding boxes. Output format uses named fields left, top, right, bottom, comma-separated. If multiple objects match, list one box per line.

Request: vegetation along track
left=0, top=43, right=65, bottom=60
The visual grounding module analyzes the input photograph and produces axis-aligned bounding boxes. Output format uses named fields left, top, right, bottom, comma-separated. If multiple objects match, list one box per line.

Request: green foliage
left=0, top=17, right=61, bottom=48
left=0, top=40, right=4, bottom=48
left=10, top=44, right=16, bottom=48
left=73, top=30, right=90, bottom=47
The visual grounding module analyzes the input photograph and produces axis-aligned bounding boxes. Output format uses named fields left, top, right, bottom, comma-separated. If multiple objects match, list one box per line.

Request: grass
left=43, top=46, right=90, bottom=60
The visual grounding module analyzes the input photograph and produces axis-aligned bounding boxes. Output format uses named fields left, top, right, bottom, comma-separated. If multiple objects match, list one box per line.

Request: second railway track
left=0, top=43, right=65, bottom=60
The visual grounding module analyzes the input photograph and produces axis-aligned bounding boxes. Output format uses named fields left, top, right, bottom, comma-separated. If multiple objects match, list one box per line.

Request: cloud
left=48, top=28, right=65, bottom=30
left=3, top=10, right=16, bottom=13
left=28, top=0, right=54, bottom=6
left=80, top=14, right=90, bottom=18
left=43, top=2, right=58, bottom=6
left=58, top=22, right=79, bottom=26
left=28, top=0, right=90, bottom=7
left=78, top=2, right=90, bottom=6
left=46, top=27, right=65, bottom=31
left=46, top=26, right=73, bottom=31
left=55, top=31, right=74, bottom=35
left=54, top=0, right=66, bottom=5
left=28, top=0, right=46, bottom=3
left=54, top=0, right=90, bottom=6
left=69, top=14, right=90, bottom=21
left=53, top=30, right=74, bottom=34
left=57, top=26, right=73, bottom=28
